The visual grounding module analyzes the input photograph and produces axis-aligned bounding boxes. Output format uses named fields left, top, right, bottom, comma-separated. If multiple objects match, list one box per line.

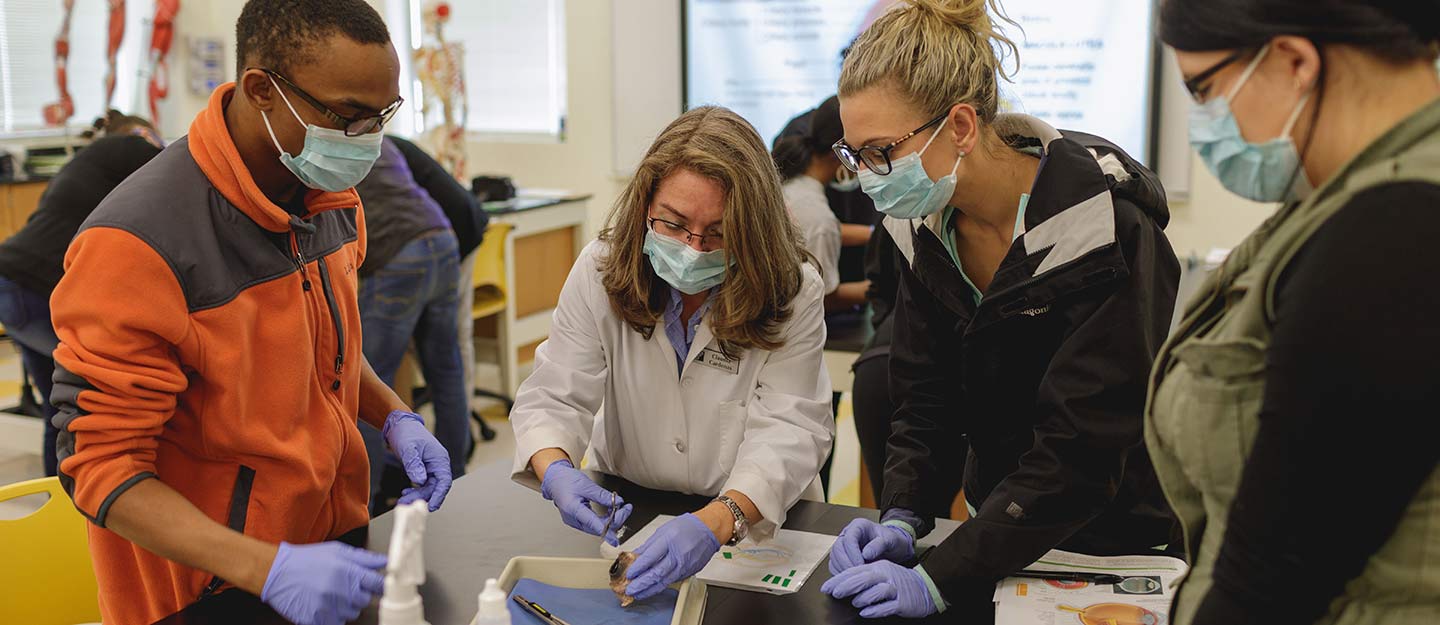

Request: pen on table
left=1013, top=569, right=1126, bottom=585
left=512, top=594, right=575, bottom=625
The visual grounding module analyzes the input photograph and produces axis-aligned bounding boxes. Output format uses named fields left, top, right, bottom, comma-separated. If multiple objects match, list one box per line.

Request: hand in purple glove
left=540, top=459, right=633, bottom=546
left=624, top=513, right=720, bottom=601
left=383, top=410, right=452, bottom=511
left=821, top=560, right=940, bottom=619
left=828, top=518, right=916, bottom=574
left=261, top=541, right=388, bottom=625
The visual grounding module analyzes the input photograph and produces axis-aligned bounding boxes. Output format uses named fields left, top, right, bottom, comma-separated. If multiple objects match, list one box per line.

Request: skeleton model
left=412, top=1, right=468, bottom=179
left=380, top=501, right=431, bottom=625
left=104, top=0, right=126, bottom=106
left=145, top=0, right=179, bottom=126
left=42, top=0, right=76, bottom=126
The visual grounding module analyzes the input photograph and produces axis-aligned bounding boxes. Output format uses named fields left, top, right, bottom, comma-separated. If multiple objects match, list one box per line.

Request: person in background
left=773, top=95, right=874, bottom=311
left=354, top=134, right=484, bottom=515
left=0, top=110, right=162, bottom=478
left=821, top=0, right=1181, bottom=618
left=509, top=106, right=834, bottom=602
left=46, top=2, right=452, bottom=624
left=1147, top=2, right=1440, bottom=624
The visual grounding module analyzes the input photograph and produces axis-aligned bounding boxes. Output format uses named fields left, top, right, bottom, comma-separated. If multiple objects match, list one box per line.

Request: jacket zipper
left=289, top=219, right=343, bottom=380
left=289, top=231, right=312, bottom=292
left=315, top=254, right=346, bottom=378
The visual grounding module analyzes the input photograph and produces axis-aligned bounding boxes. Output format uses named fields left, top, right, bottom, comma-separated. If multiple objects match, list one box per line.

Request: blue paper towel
left=508, top=578, right=678, bottom=625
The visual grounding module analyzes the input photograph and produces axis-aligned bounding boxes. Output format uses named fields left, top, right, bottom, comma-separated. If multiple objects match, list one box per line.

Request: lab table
left=152, top=460, right=968, bottom=625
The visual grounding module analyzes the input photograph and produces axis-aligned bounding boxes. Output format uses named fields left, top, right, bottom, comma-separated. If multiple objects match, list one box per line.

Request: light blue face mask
left=643, top=229, right=730, bottom=295
left=1189, top=45, right=1314, bottom=204
left=857, top=118, right=962, bottom=220
left=262, top=75, right=384, bottom=193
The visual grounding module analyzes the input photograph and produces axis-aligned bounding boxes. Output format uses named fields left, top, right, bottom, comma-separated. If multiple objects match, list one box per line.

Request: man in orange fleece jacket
left=48, top=2, right=454, bottom=624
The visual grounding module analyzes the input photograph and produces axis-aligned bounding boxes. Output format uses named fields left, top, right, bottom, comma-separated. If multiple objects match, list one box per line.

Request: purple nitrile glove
left=540, top=459, right=633, bottom=545
left=828, top=517, right=916, bottom=574
left=383, top=410, right=453, bottom=511
left=260, top=541, right=388, bottom=625
left=624, top=513, right=720, bottom=601
left=821, top=560, right=939, bottom=619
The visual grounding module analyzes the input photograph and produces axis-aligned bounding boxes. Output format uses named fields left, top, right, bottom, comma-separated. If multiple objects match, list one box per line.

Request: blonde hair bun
left=842, top=0, right=1019, bottom=123
left=905, top=0, right=998, bottom=30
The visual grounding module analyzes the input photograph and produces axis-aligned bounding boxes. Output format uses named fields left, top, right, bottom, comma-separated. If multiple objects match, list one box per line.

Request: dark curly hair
left=235, top=0, right=391, bottom=77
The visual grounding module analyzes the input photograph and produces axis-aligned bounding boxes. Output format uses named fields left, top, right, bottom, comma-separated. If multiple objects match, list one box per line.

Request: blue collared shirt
left=662, top=287, right=715, bottom=376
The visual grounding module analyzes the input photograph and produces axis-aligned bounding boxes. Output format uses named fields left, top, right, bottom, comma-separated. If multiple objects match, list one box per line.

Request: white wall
left=156, top=0, right=1270, bottom=256
left=461, top=0, right=630, bottom=236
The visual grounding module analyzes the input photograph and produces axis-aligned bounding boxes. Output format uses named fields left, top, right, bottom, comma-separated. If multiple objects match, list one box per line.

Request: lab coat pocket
left=716, top=400, right=748, bottom=477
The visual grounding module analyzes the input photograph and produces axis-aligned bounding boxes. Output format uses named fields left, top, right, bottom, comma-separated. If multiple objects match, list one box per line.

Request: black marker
left=511, top=594, right=575, bottom=625
left=1013, top=569, right=1127, bottom=585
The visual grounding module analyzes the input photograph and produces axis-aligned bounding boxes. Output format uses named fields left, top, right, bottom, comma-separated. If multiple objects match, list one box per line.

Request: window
left=387, top=0, right=566, bottom=141
left=0, top=0, right=155, bottom=134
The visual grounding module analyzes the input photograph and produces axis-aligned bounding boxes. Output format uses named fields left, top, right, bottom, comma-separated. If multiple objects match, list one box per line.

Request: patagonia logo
left=1019, top=305, right=1051, bottom=317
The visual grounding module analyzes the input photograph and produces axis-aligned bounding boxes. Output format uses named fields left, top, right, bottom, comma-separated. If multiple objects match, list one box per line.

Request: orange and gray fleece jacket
left=50, top=83, right=372, bottom=625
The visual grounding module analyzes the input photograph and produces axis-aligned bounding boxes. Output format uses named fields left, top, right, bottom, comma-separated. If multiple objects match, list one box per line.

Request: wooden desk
left=482, top=194, right=590, bottom=395
left=154, top=460, right=968, bottom=625
left=0, top=180, right=47, bottom=241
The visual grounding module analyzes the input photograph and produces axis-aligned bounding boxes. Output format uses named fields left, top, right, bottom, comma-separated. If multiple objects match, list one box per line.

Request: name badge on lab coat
left=696, top=347, right=740, bottom=374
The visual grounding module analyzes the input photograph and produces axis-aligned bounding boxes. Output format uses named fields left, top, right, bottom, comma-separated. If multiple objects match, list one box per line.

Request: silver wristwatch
left=716, top=495, right=749, bottom=546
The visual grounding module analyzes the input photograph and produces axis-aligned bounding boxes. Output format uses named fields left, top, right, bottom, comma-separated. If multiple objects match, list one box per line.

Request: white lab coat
left=510, top=240, right=835, bottom=539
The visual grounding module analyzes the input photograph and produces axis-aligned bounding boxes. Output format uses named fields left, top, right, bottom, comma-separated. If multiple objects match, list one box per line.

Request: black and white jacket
left=882, top=115, right=1181, bottom=607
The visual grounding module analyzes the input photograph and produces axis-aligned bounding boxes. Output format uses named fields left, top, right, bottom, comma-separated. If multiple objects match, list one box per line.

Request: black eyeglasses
left=1182, top=49, right=1251, bottom=103
left=258, top=68, right=404, bottom=136
left=832, top=111, right=948, bottom=176
left=648, top=217, right=724, bottom=250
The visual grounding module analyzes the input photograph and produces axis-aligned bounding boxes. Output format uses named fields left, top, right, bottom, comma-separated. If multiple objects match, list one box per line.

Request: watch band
left=716, top=495, right=748, bottom=546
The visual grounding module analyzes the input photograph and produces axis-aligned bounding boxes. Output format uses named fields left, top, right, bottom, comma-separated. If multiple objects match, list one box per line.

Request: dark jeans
left=358, top=229, right=469, bottom=514
left=853, top=313, right=966, bottom=507
left=0, top=276, right=59, bottom=476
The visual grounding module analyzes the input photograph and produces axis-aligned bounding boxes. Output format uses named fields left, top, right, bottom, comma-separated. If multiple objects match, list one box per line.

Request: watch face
left=732, top=520, right=748, bottom=544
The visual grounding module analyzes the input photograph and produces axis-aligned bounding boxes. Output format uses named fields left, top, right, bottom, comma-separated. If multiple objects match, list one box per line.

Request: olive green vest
left=1145, top=98, right=1440, bottom=625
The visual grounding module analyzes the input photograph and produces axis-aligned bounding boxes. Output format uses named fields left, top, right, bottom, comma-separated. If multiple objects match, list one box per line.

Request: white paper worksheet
left=993, top=550, right=1189, bottom=625
left=618, top=515, right=837, bottom=595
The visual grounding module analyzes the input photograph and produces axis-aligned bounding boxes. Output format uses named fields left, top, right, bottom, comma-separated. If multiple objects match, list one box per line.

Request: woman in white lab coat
left=509, top=105, right=835, bottom=602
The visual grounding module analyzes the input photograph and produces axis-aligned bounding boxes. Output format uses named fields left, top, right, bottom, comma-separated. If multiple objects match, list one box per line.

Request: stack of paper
left=994, top=550, right=1188, bottom=625
left=619, top=515, right=837, bottom=595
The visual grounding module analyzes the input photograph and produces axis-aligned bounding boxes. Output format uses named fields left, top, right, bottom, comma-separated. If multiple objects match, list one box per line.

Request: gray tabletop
left=154, top=460, right=964, bottom=625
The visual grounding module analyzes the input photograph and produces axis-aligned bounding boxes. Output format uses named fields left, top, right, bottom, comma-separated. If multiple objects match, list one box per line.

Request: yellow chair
left=472, top=222, right=513, bottom=321
left=0, top=477, right=101, bottom=625
left=471, top=222, right=514, bottom=410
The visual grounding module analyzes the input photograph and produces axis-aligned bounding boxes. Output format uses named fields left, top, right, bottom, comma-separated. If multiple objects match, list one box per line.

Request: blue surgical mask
left=643, top=229, right=730, bottom=295
left=1189, top=45, right=1314, bottom=204
left=262, top=75, right=383, bottom=192
left=858, top=118, right=962, bottom=220
left=828, top=167, right=862, bottom=193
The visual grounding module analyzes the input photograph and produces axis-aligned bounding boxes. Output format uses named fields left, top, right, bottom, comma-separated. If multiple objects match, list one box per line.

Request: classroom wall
left=461, top=0, right=631, bottom=236
left=459, top=0, right=1273, bottom=256
left=1166, top=161, right=1276, bottom=260
left=158, top=0, right=1270, bottom=256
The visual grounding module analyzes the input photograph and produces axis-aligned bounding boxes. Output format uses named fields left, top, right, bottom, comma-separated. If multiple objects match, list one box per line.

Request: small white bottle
left=472, top=578, right=511, bottom=625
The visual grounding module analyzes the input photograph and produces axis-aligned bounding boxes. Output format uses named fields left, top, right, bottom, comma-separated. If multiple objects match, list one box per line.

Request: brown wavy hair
left=598, top=106, right=810, bottom=354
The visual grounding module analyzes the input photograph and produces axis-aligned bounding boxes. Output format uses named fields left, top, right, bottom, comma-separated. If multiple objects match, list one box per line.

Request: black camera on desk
left=472, top=175, right=516, bottom=203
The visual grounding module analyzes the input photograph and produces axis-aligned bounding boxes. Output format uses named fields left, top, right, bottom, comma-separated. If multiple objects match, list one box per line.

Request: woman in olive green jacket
left=1148, top=1, right=1440, bottom=624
